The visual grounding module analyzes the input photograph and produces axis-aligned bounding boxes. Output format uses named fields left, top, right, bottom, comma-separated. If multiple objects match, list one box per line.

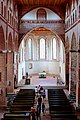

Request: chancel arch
left=18, top=27, right=65, bottom=85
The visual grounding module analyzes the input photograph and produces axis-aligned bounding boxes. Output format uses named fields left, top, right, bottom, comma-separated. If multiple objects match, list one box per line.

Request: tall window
left=60, top=40, right=64, bottom=63
left=28, top=38, right=32, bottom=59
left=53, top=38, right=57, bottom=59
left=40, top=38, right=45, bottom=59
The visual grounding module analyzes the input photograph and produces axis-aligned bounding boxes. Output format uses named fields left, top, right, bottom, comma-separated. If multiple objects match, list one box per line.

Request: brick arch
left=0, top=26, right=5, bottom=50
left=8, top=32, right=13, bottom=51
left=71, top=32, right=76, bottom=50
left=65, top=36, right=69, bottom=89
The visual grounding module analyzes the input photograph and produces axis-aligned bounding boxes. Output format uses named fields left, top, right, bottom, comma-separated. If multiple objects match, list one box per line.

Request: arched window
left=28, top=38, right=32, bottom=59
left=60, top=40, right=65, bottom=63
left=75, top=10, right=77, bottom=21
left=1, top=2, right=3, bottom=15
left=73, top=13, right=74, bottom=23
left=53, top=38, right=57, bottom=59
left=40, top=38, right=45, bottom=59
left=37, top=8, right=46, bottom=20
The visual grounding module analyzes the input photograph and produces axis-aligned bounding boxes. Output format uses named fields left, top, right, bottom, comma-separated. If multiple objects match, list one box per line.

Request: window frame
left=39, top=37, right=46, bottom=60
left=52, top=37, right=57, bottom=60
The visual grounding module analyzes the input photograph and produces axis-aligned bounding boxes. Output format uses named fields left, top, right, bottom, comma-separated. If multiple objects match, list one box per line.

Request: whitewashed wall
left=22, top=7, right=61, bottom=20
left=25, top=60, right=59, bottom=75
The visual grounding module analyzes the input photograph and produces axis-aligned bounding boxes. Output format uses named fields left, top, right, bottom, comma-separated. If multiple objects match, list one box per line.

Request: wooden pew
left=3, top=113, right=30, bottom=120
left=12, top=100, right=33, bottom=105
left=48, top=89, right=78, bottom=120
left=10, top=104, right=32, bottom=112
left=51, top=117, right=78, bottom=120
left=51, top=113, right=77, bottom=118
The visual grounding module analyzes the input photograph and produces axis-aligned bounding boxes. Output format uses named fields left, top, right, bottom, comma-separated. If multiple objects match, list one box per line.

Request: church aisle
left=33, top=89, right=51, bottom=120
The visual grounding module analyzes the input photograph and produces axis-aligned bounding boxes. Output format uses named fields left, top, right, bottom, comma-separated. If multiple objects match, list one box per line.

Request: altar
left=39, top=72, right=46, bottom=78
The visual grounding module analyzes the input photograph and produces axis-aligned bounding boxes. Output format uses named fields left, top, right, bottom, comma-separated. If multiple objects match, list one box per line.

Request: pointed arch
left=0, top=26, right=5, bottom=50
left=8, top=32, right=13, bottom=51
left=71, top=32, right=76, bottom=50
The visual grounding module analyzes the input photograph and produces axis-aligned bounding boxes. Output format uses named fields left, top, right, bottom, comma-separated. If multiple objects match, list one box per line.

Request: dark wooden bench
left=3, top=113, right=30, bottom=120
left=50, top=110, right=75, bottom=114
left=49, top=105, right=73, bottom=111
left=10, top=104, right=32, bottom=112
left=14, top=97, right=34, bottom=100
left=12, top=101, right=33, bottom=105
left=49, top=101, right=69, bottom=104
left=51, top=118, right=78, bottom=120
left=49, top=97, right=68, bottom=100
left=48, top=89, right=78, bottom=120
left=50, top=113, right=77, bottom=119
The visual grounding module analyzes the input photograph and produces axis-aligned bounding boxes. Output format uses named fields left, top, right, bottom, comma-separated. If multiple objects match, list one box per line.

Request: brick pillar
left=0, top=53, right=7, bottom=110
left=7, top=52, right=14, bottom=93
left=69, top=50, right=77, bottom=102
left=76, top=50, right=80, bottom=109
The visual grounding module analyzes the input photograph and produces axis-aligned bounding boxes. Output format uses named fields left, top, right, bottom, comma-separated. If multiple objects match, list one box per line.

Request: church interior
left=0, top=0, right=80, bottom=119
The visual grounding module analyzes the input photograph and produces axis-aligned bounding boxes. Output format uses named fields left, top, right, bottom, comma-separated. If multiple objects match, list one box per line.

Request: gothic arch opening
left=18, top=27, right=66, bottom=86
left=8, top=33, right=13, bottom=51
left=0, top=26, right=5, bottom=50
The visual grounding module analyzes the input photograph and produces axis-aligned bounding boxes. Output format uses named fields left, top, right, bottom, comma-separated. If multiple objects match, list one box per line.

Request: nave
left=0, top=84, right=80, bottom=120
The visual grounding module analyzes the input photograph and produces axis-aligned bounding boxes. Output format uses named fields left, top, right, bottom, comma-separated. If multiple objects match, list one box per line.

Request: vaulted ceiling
left=15, top=0, right=70, bottom=20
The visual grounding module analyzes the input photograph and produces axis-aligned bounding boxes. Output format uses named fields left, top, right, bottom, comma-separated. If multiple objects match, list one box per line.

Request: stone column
left=69, top=49, right=77, bottom=102
left=76, top=50, right=80, bottom=109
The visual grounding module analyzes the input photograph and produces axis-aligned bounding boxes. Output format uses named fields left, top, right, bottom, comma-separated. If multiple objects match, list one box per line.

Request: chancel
left=0, top=0, right=80, bottom=120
